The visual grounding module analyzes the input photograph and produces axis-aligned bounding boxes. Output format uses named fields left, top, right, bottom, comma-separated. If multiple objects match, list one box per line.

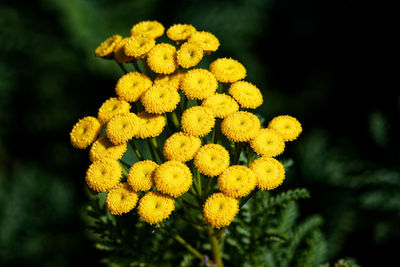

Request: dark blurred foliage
left=0, top=0, right=397, bottom=266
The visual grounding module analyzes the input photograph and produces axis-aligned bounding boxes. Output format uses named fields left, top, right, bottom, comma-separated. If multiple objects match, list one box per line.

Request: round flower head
left=70, top=116, right=102, bottom=149
left=188, top=31, right=220, bottom=53
left=250, top=157, right=285, bottom=190
left=163, top=132, right=202, bottom=162
left=141, top=84, right=180, bottom=114
left=194, top=144, right=230, bottom=177
left=202, top=93, right=239, bottom=119
left=106, top=113, right=142, bottom=145
left=106, top=183, right=139, bottom=215
left=166, top=24, right=197, bottom=42
left=134, top=111, right=166, bottom=139
left=218, top=165, right=256, bottom=198
left=268, top=115, right=302, bottom=141
left=250, top=128, right=285, bottom=157
left=154, top=161, right=193, bottom=197
left=180, top=69, right=218, bottom=100
left=138, top=191, right=175, bottom=224
left=124, top=35, right=155, bottom=58
left=97, top=97, right=131, bottom=124
left=131, top=20, right=164, bottom=39
left=181, top=106, right=215, bottom=137
left=221, top=111, right=261, bottom=142
left=229, top=81, right=263, bottom=109
left=128, top=160, right=158, bottom=191
left=154, top=70, right=183, bottom=91
left=210, top=58, right=246, bottom=83
left=147, top=43, right=178, bottom=74
left=115, top=72, right=152, bottom=103
left=177, top=42, right=203, bottom=68
left=95, top=34, right=122, bottom=58
left=114, top=37, right=135, bottom=63
left=85, top=158, right=121, bottom=192
left=89, top=136, right=127, bottom=162
left=203, top=193, right=239, bottom=228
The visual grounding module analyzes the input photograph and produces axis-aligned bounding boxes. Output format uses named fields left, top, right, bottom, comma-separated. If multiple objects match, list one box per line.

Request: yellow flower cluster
left=71, top=20, right=302, bottom=228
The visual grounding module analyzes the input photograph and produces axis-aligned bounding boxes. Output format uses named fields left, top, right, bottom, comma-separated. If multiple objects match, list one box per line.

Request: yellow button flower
left=131, top=20, right=165, bottom=39
left=194, top=144, right=230, bottom=177
left=210, top=58, right=246, bottom=83
left=166, top=24, right=197, bottom=42
left=268, top=115, right=302, bottom=141
left=181, top=106, right=215, bottom=137
left=97, top=97, right=131, bottom=124
left=124, top=35, right=155, bottom=58
left=188, top=31, right=220, bottom=53
left=147, top=43, right=178, bottom=74
left=177, top=42, right=203, bottom=68
left=115, top=72, right=153, bottom=103
left=106, top=113, right=142, bottom=145
left=128, top=160, right=158, bottom=191
left=89, top=136, right=127, bottom=162
left=250, top=128, right=285, bottom=157
left=134, top=111, right=166, bottom=139
left=114, top=37, right=135, bottom=63
left=201, top=93, right=239, bottom=119
left=229, top=81, right=263, bottom=109
left=106, top=183, right=139, bottom=215
left=218, top=165, right=256, bottom=198
left=138, top=191, right=175, bottom=224
left=250, top=157, right=285, bottom=190
left=221, top=111, right=260, bottom=142
left=70, top=116, right=102, bottom=149
left=141, top=84, right=180, bottom=114
left=180, top=68, right=218, bottom=100
left=203, top=193, right=239, bottom=228
left=95, top=34, right=122, bottom=58
left=154, top=161, right=193, bottom=197
left=85, top=158, right=121, bottom=192
left=154, top=70, right=183, bottom=91
left=163, top=132, right=202, bottom=162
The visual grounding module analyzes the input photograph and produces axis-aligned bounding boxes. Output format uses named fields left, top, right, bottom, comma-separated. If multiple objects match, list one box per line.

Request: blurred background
left=0, top=0, right=397, bottom=266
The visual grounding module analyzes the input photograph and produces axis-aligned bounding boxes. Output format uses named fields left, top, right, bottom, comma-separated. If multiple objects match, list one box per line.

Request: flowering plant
left=70, top=21, right=312, bottom=266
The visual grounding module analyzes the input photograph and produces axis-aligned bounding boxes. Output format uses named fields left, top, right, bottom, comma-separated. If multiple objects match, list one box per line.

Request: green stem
left=116, top=61, right=128, bottom=74
left=118, top=161, right=129, bottom=177
left=150, top=137, right=165, bottom=162
left=233, top=142, right=243, bottom=165
left=207, top=227, right=224, bottom=267
left=146, top=139, right=158, bottom=163
left=132, top=60, right=141, bottom=73
left=129, top=140, right=144, bottom=161
left=140, top=58, right=155, bottom=80
left=170, top=111, right=180, bottom=130
left=239, top=188, right=259, bottom=209
left=202, top=177, right=213, bottom=201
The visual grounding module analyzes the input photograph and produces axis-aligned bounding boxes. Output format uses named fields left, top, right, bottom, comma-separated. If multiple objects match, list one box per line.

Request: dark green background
left=0, top=0, right=397, bottom=266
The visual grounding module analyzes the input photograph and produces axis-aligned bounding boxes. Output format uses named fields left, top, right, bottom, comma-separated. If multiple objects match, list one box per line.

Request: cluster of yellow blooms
left=70, top=21, right=302, bottom=229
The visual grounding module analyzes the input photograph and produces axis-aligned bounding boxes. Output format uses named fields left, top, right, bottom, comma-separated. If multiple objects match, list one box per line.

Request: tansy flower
left=89, top=136, right=127, bottom=162
left=141, top=84, right=180, bottom=114
left=268, top=115, right=302, bottom=141
left=154, top=70, right=183, bottom=91
left=95, top=34, right=122, bottom=58
left=131, top=20, right=165, bottom=39
left=250, top=157, right=285, bottom=190
left=166, top=24, right=196, bottom=42
left=177, top=42, right=203, bottom=68
left=85, top=158, right=121, bottom=192
left=188, top=31, right=220, bottom=53
left=134, top=111, right=166, bottom=139
left=124, top=35, right=155, bottom=58
left=147, top=43, right=178, bottom=74
left=221, top=111, right=260, bottom=142
left=181, top=106, right=215, bottom=137
left=106, top=183, right=139, bottom=215
left=210, top=58, right=246, bottom=83
left=229, top=81, right=263, bottom=109
left=163, top=132, right=202, bottom=162
left=194, top=144, right=230, bottom=177
left=115, top=72, right=153, bottom=103
left=97, top=97, right=131, bottom=124
left=128, top=160, right=158, bottom=191
left=218, top=165, right=256, bottom=198
left=203, top=193, right=239, bottom=228
left=180, top=68, right=218, bottom=100
left=106, top=113, right=142, bottom=145
left=250, top=128, right=285, bottom=157
left=114, top=37, right=135, bottom=63
left=138, top=191, right=175, bottom=224
left=154, top=161, right=192, bottom=197
left=201, top=93, right=239, bottom=119
left=70, top=116, right=102, bottom=149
